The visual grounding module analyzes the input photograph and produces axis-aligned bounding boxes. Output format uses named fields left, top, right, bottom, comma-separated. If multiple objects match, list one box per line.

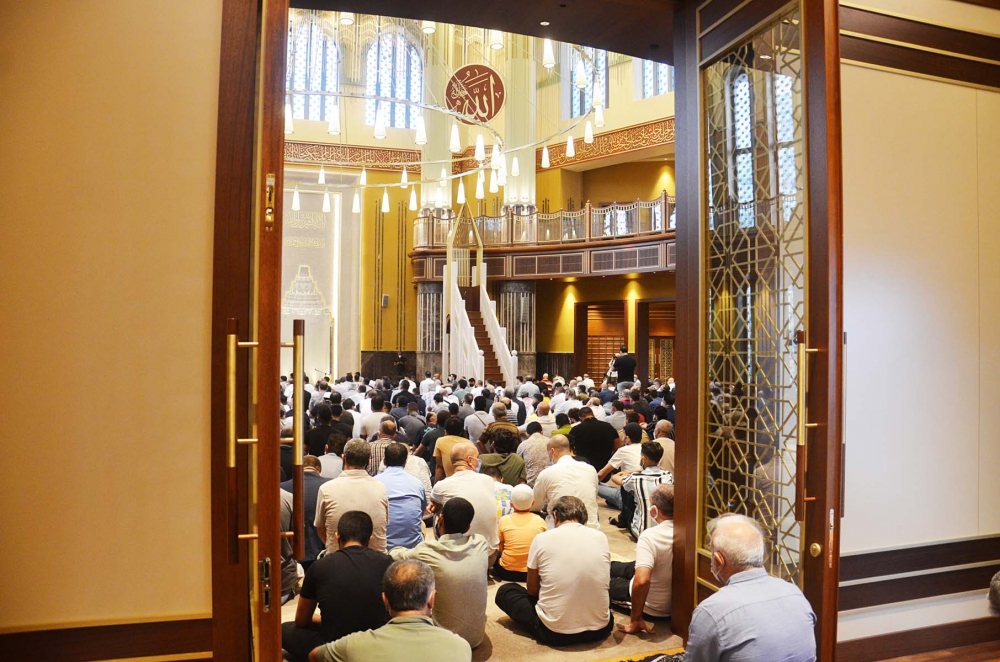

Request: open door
left=672, top=0, right=843, bottom=657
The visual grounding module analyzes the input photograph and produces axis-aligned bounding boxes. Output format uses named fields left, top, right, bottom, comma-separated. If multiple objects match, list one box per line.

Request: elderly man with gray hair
left=308, top=559, right=471, bottom=662
left=686, top=514, right=816, bottom=661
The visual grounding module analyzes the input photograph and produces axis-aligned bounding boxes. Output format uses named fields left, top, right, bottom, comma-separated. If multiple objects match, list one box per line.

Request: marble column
left=493, top=280, right=536, bottom=378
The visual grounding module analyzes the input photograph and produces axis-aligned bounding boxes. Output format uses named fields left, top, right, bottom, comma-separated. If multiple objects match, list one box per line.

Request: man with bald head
left=519, top=401, right=556, bottom=437
left=366, top=418, right=396, bottom=476
left=429, top=441, right=500, bottom=556
left=686, top=514, right=816, bottom=661
left=531, top=435, right=600, bottom=529
left=653, top=419, right=675, bottom=473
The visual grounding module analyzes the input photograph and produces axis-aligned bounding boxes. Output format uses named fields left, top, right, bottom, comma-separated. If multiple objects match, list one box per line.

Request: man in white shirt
left=419, top=372, right=436, bottom=396
left=531, top=435, right=599, bottom=529
left=463, top=396, right=494, bottom=446
left=607, top=400, right=627, bottom=432
left=517, top=377, right=540, bottom=398
left=596, top=423, right=643, bottom=510
left=494, top=496, right=613, bottom=646
left=519, top=402, right=556, bottom=437
left=360, top=394, right=387, bottom=440
left=429, top=442, right=500, bottom=556
left=580, top=374, right=595, bottom=391
left=587, top=397, right=607, bottom=420
left=554, top=393, right=583, bottom=417
left=611, top=484, right=674, bottom=634
left=547, top=385, right=566, bottom=413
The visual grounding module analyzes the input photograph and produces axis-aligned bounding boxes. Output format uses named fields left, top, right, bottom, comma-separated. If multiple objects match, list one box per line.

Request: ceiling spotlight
left=291, top=185, right=301, bottom=211
left=542, top=39, right=556, bottom=69
left=421, top=20, right=436, bottom=34
left=352, top=191, right=360, bottom=214
left=566, top=134, right=575, bottom=158
left=541, top=145, right=550, bottom=168
left=540, top=21, right=550, bottom=26
left=284, top=100, right=294, bottom=135
left=489, top=30, right=504, bottom=50
left=339, top=12, right=355, bottom=26
left=450, top=119, right=461, bottom=153
left=381, top=188, right=390, bottom=213
left=318, top=164, right=326, bottom=185
left=328, top=105, right=341, bottom=135
left=322, top=189, right=331, bottom=213
left=414, top=115, right=427, bottom=146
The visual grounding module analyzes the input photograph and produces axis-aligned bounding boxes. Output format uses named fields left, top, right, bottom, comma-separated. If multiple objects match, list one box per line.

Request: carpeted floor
left=283, top=504, right=684, bottom=661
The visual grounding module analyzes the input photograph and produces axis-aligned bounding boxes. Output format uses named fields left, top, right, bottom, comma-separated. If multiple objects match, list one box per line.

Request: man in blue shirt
left=686, top=514, right=816, bottom=661
left=376, top=442, right=427, bottom=549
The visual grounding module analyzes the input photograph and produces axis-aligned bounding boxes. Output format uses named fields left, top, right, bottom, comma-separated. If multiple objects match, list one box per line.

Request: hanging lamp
left=439, top=167, right=447, bottom=186
left=291, top=185, right=301, bottom=211
left=414, top=115, right=427, bottom=146
left=475, top=175, right=485, bottom=199
left=574, top=57, right=588, bottom=89
left=409, top=187, right=417, bottom=211
left=511, top=156, right=520, bottom=177
left=360, top=167, right=367, bottom=186
left=489, top=30, right=504, bottom=50
left=566, top=134, right=576, bottom=158
left=421, top=20, right=436, bottom=34
left=339, top=11, right=355, bottom=25
left=381, top=188, right=390, bottom=212
left=352, top=191, right=360, bottom=214
left=595, top=105, right=605, bottom=128
left=542, top=39, right=556, bottom=69
left=322, top=189, right=331, bottom=213
left=400, top=167, right=408, bottom=188
left=584, top=121, right=594, bottom=144
left=474, top=132, right=486, bottom=162
left=489, top=169, right=498, bottom=193
left=318, top=164, right=326, bottom=185
left=541, top=145, right=550, bottom=168
left=457, top=179, right=466, bottom=204
left=449, top=119, right=461, bottom=153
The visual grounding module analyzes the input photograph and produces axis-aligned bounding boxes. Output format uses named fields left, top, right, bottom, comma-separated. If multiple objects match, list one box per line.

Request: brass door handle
left=794, top=330, right=818, bottom=522
left=290, top=319, right=305, bottom=560
left=226, top=319, right=259, bottom=564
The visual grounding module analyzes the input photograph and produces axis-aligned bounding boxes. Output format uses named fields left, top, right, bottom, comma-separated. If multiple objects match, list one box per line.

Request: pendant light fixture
left=414, top=115, right=427, bottom=146
left=360, top=167, right=367, bottom=186
left=352, top=191, right=361, bottom=214
left=318, top=164, right=326, bottom=184
left=498, top=168, right=507, bottom=187
left=474, top=132, right=486, bottom=162
left=339, top=11, right=355, bottom=25
left=373, top=108, right=387, bottom=140
left=439, top=167, right=447, bottom=187
left=566, top=134, right=576, bottom=158
left=595, top=105, right=605, bottom=128
left=475, top=174, right=485, bottom=200
left=328, top=106, right=341, bottom=136
left=542, top=39, right=556, bottom=69
left=322, top=189, right=331, bottom=213
left=291, top=185, right=301, bottom=211
left=584, top=121, right=594, bottom=143
left=457, top=179, right=466, bottom=204
left=409, top=187, right=417, bottom=211
left=489, top=169, right=498, bottom=193
left=421, top=20, right=436, bottom=34
left=574, top=58, right=588, bottom=89
left=541, top=145, right=550, bottom=168
left=449, top=119, right=461, bottom=153
left=400, top=167, right=408, bottom=188
left=489, top=30, right=504, bottom=50
left=284, top=100, right=294, bottom=135
left=511, top=156, right=520, bottom=177
left=490, top=141, right=501, bottom=170
left=381, top=188, right=390, bottom=213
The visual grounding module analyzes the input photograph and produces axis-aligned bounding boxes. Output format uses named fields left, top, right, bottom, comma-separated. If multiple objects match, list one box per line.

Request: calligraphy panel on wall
left=446, top=64, right=505, bottom=123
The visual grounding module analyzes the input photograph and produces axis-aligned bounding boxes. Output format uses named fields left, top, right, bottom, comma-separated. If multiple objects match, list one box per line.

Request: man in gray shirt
left=686, top=514, right=816, bottom=661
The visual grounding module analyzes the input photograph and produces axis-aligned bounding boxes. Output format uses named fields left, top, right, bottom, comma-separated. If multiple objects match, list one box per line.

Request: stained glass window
left=732, top=71, right=754, bottom=228
left=285, top=12, right=339, bottom=121
left=641, top=59, right=674, bottom=98
left=570, top=47, right=609, bottom=118
left=365, top=33, right=422, bottom=129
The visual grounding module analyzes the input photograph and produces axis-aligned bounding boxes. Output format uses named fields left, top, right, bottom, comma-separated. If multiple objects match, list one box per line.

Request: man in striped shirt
left=621, top=442, right=674, bottom=539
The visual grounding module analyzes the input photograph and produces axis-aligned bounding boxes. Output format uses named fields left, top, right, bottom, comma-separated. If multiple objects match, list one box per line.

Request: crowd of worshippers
left=275, top=365, right=818, bottom=661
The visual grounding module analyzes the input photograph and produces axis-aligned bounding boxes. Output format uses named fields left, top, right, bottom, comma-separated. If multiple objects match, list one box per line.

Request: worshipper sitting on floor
left=279, top=488, right=299, bottom=605
left=280, top=455, right=330, bottom=572
left=495, top=496, right=614, bottom=646
left=318, top=434, right=347, bottom=479
left=612, top=441, right=674, bottom=537
left=519, top=401, right=557, bottom=437
left=433, top=415, right=467, bottom=482
left=597, top=422, right=644, bottom=511
left=479, top=424, right=527, bottom=485
left=308, top=559, right=472, bottom=662
left=494, top=484, right=547, bottom=582
left=397, top=402, right=425, bottom=443
left=429, top=442, right=500, bottom=560
left=610, top=484, right=675, bottom=634
left=389, top=497, right=490, bottom=649
left=531, top=434, right=600, bottom=529
left=305, top=404, right=350, bottom=458
left=567, top=405, right=620, bottom=471
left=314, top=439, right=389, bottom=553
left=280, top=427, right=295, bottom=483
left=686, top=514, right=816, bottom=661
left=653, top=419, right=676, bottom=473
left=282, top=511, right=393, bottom=662
left=360, top=394, right=386, bottom=440
left=517, top=421, right=553, bottom=488
left=375, top=442, right=427, bottom=550
left=464, top=395, right=495, bottom=446
left=366, top=419, right=396, bottom=476
left=483, top=465, right=514, bottom=517
left=550, top=412, right=572, bottom=437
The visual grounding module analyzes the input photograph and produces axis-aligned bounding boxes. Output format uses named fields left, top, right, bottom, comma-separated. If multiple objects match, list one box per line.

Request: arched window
left=285, top=12, right=339, bottom=121
left=365, top=33, right=422, bottom=129
left=730, top=69, right=754, bottom=228
left=642, top=60, right=674, bottom=98
left=570, top=47, right=608, bottom=118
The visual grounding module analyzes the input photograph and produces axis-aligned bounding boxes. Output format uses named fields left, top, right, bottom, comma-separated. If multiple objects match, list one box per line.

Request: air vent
left=412, top=259, right=425, bottom=278
left=592, top=251, right=615, bottom=272
left=484, top=257, right=506, bottom=278
left=538, top=255, right=561, bottom=274
left=667, top=241, right=676, bottom=270
left=562, top=253, right=584, bottom=274
left=637, top=245, right=660, bottom=268
left=513, top=256, right=537, bottom=276
left=433, top=258, right=447, bottom=278
left=614, top=249, right=638, bottom=271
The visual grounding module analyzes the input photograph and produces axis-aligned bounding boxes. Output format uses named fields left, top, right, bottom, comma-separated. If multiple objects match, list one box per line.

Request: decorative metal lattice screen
left=700, top=7, right=807, bottom=588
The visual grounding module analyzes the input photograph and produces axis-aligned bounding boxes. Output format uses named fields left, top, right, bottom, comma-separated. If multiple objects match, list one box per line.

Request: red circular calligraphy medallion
left=446, top=64, right=505, bottom=124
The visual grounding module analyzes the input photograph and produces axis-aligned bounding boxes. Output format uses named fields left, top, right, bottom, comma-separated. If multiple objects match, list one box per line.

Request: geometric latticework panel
left=700, top=7, right=807, bottom=589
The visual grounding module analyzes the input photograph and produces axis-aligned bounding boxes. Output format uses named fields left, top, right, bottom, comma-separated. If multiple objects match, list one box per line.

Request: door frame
left=573, top=299, right=629, bottom=379
left=635, top=296, right=676, bottom=386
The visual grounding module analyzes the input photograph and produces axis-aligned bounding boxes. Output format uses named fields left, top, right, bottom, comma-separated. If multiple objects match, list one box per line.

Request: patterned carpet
left=592, top=648, right=685, bottom=662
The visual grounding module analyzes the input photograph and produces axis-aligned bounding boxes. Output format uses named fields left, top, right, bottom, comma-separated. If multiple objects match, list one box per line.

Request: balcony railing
left=414, top=191, right=676, bottom=249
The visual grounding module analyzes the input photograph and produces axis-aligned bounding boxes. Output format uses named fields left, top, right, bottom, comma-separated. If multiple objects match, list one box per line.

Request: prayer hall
left=4, top=1, right=1000, bottom=661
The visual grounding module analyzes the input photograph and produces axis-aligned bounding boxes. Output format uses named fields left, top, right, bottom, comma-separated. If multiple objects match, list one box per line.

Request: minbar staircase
left=461, top=286, right=504, bottom=383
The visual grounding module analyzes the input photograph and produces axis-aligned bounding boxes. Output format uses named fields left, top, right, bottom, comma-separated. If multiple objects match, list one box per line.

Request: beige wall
left=838, top=63, right=1000, bottom=640
left=0, top=1, right=220, bottom=629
